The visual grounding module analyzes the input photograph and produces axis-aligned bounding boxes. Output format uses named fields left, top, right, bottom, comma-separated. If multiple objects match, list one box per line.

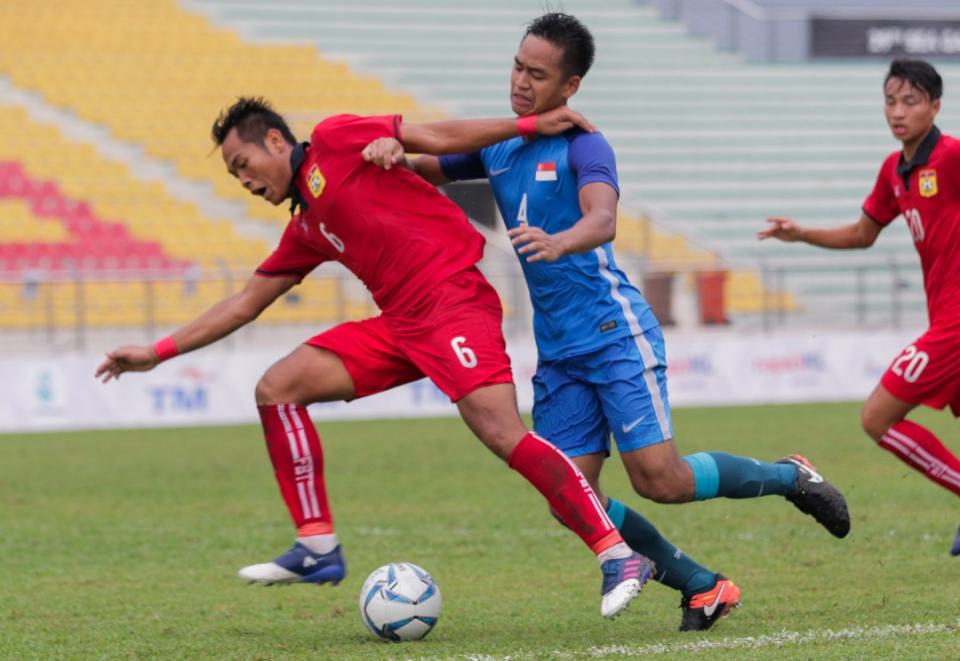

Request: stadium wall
left=1, top=329, right=921, bottom=433
left=653, top=0, right=960, bottom=61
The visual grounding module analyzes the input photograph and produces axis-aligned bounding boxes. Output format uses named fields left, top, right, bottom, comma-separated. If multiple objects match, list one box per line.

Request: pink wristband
left=517, top=114, right=538, bottom=136
left=153, top=336, right=179, bottom=362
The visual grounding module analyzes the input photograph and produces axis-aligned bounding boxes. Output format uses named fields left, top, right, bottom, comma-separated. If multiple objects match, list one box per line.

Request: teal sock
left=606, top=498, right=716, bottom=598
left=683, top=452, right=798, bottom=500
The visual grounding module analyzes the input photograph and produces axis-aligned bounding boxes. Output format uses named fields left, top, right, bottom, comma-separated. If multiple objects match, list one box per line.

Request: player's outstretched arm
left=95, top=273, right=297, bottom=382
left=757, top=213, right=881, bottom=249
left=362, top=106, right=597, bottom=182
left=400, top=106, right=595, bottom=156
left=362, top=107, right=594, bottom=182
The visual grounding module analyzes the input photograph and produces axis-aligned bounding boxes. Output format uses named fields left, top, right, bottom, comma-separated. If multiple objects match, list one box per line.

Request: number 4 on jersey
left=516, top=193, right=528, bottom=226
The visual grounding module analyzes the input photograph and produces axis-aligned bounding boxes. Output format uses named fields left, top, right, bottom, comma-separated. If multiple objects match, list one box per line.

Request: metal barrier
left=0, top=256, right=929, bottom=353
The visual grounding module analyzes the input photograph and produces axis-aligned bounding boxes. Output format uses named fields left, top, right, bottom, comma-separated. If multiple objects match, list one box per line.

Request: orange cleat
left=679, top=575, right=741, bottom=632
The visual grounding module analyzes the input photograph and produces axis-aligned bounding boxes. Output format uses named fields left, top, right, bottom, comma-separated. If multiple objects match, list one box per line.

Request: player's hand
left=362, top=137, right=406, bottom=170
left=535, top=106, right=596, bottom=136
left=95, top=345, right=159, bottom=383
left=758, top=216, right=803, bottom=242
left=508, top=225, right=567, bottom=263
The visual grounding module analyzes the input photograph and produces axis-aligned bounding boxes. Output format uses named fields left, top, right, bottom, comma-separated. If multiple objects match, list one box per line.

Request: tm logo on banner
left=149, top=367, right=216, bottom=414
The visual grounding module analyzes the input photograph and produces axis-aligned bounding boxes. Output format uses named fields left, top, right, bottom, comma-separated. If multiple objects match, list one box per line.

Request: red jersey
left=863, top=127, right=960, bottom=327
left=257, top=114, right=485, bottom=315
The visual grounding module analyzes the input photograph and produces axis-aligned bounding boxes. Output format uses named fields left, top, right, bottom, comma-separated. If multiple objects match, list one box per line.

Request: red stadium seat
left=0, top=161, right=187, bottom=275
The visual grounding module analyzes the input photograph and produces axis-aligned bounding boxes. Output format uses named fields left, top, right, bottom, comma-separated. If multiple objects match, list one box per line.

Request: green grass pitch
left=1, top=402, right=958, bottom=659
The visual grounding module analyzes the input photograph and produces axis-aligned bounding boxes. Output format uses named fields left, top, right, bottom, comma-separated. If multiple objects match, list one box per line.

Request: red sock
left=880, top=420, right=960, bottom=497
left=257, top=404, right=334, bottom=535
left=508, top=432, right=622, bottom=555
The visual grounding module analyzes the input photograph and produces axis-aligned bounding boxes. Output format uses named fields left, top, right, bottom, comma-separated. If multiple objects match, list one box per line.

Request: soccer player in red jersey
left=95, top=97, right=655, bottom=618
left=759, top=59, right=960, bottom=555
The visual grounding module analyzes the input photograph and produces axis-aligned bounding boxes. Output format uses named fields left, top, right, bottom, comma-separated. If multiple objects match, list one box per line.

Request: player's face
left=221, top=128, right=293, bottom=206
left=511, top=35, right=580, bottom=117
left=884, top=77, right=940, bottom=145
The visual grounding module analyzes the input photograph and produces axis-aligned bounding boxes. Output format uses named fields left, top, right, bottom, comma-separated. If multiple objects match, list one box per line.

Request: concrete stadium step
left=692, top=230, right=913, bottom=248
left=612, top=146, right=891, bottom=162
left=376, top=67, right=913, bottom=87
left=682, top=217, right=915, bottom=235
left=620, top=159, right=879, bottom=173
left=393, top=80, right=901, bottom=98
left=711, top=242, right=917, bottom=261
left=354, top=51, right=739, bottom=69
left=602, top=134, right=891, bottom=152
left=632, top=177, right=873, bottom=195
left=449, top=98, right=931, bottom=115
left=234, top=30, right=716, bottom=56
left=210, top=10, right=679, bottom=32
left=693, top=236, right=916, bottom=256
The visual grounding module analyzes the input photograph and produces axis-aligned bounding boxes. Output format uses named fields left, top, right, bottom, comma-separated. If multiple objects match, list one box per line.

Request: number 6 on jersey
left=451, top=336, right=478, bottom=368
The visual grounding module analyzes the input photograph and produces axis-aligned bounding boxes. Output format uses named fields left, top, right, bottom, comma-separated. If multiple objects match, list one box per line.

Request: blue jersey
left=440, top=130, right=658, bottom=361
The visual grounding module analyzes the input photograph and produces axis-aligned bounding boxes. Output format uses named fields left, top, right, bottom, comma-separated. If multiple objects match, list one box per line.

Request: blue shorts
left=532, top=329, right=673, bottom=458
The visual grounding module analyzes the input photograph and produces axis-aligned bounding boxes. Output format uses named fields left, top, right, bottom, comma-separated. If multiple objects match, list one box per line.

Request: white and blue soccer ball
left=359, top=562, right=442, bottom=641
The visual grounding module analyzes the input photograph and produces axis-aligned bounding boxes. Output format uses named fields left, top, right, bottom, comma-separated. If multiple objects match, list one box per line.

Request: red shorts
left=881, top=325, right=960, bottom=416
left=306, top=268, right=514, bottom=402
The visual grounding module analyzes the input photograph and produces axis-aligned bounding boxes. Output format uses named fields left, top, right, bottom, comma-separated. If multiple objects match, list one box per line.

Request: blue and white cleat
left=238, top=543, right=346, bottom=586
left=600, top=551, right=656, bottom=619
left=951, top=525, right=960, bottom=557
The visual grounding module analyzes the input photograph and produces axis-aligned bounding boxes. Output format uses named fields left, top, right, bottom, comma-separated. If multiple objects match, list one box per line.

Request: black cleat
left=679, top=575, right=741, bottom=632
left=951, top=525, right=960, bottom=556
left=778, top=454, right=851, bottom=538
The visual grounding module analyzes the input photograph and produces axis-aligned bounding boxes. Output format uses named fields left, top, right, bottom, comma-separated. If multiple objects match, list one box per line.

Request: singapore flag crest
left=535, top=161, right=557, bottom=182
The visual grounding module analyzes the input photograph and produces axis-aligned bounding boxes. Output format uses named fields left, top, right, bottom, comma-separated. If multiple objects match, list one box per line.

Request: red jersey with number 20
left=257, top=114, right=485, bottom=315
left=862, top=128, right=960, bottom=327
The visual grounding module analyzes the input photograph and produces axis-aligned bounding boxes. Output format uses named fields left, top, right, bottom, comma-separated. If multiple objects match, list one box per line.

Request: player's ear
left=562, top=75, right=581, bottom=101
left=932, top=98, right=941, bottom=117
left=265, top=128, right=288, bottom=153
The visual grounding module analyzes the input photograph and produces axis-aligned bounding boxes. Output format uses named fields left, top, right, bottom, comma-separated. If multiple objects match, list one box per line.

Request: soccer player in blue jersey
left=363, top=12, right=850, bottom=630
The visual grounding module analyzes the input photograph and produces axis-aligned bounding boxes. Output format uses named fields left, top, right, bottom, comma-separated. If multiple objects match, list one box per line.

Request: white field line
left=398, top=621, right=958, bottom=661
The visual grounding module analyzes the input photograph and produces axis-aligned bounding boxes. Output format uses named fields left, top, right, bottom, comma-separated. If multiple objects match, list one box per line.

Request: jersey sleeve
left=862, top=154, right=900, bottom=226
left=256, top=218, right=327, bottom=283
left=438, top=151, right=487, bottom=181
left=568, top=131, right=620, bottom=196
left=311, top=114, right=401, bottom=154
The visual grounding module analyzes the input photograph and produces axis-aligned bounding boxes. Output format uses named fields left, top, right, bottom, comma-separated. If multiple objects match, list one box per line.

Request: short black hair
left=525, top=12, right=595, bottom=79
left=211, top=96, right=297, bottom=147
left=885, top=59, right=943, bottom=101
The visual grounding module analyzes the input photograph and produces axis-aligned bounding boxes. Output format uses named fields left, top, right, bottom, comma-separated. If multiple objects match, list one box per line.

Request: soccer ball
left=359, top=562, right=442, bottom=641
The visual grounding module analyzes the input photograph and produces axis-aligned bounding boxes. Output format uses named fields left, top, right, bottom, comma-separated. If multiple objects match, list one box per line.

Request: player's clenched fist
left=95, top=345, right=159, bottom=383
left=362, top=137, right=405, bottom=169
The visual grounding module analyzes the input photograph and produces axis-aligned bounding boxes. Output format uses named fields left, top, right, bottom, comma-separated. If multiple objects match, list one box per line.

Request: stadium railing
left=0, top=256, right=927, bottom=353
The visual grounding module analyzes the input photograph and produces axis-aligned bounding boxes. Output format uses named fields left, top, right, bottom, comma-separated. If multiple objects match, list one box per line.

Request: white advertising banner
left=660, top=331, right=911, bottom=407
left=0, top=329, right=920, bottom=433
